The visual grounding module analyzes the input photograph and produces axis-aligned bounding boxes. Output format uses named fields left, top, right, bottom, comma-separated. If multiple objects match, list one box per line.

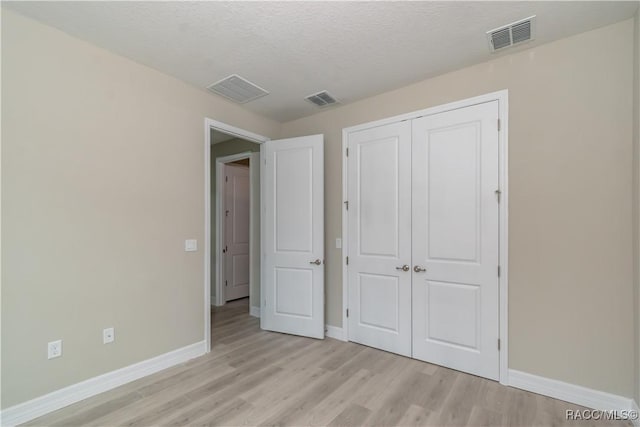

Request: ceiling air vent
left=207, top=74, right=269, bottom=104
left=487, top=15, right=536, bottom=52
left=305, top=90, right=340, bottom=108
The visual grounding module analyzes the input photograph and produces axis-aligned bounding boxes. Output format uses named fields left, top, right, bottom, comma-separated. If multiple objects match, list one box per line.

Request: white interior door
left=224, top=163, right=251, bottom=301
left=261, top=135, right=324, bottom=339
left=346, top=122, right=412, bottom=357
left=411, top=101, right=500, bottom=380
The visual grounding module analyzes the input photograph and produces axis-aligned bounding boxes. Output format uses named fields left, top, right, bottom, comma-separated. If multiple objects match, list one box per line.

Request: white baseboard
left=0, top=341, right=206, bottom=427
left=325, top=325, right=347, bottom=341
left=250, top=306, right=261, bottom=318
left=509, top=369, right=636, bottom=419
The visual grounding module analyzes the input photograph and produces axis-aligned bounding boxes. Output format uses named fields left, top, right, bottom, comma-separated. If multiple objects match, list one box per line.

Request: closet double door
left=346, top=101, right=500, bottom=380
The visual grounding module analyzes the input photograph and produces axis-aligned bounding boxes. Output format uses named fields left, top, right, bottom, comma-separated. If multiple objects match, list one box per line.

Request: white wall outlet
left=47, top=340, right=62, bottom=359
left=335, top=238, right=342, bottom=249
left=103, top=327, right=115, bottom=344
left=184, top=239, right=197, bottom=252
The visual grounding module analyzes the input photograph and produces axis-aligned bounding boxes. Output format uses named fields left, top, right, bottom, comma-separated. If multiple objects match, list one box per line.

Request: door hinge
left=498, top=339, right=501, bottom=350
left=497, top=118, right=501, bottom=131
left=346, top=256, right=349, bottom=265
left=344, top=201, right=349, bottom=210
left=498, top=265, right=501, bottom=277
left=225, top=176, right=228, bottom=182
left=346, top=309, right=349, bottom=318
left=346, top=147, right=349, bottom=157
left=495, top=189, right=501, bottom=203
left=225, top=280, right=228, bottom=287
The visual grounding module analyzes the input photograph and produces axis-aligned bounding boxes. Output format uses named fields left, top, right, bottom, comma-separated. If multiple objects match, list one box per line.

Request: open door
left=261, top=135, right=324, bottom=339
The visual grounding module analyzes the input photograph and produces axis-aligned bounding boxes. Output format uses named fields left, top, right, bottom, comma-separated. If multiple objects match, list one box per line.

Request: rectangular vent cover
left=305, top=90, right=340, bottom=108
left=487, top=16, right=536, bottom=52
left=207, top=74, right=269, bottom=104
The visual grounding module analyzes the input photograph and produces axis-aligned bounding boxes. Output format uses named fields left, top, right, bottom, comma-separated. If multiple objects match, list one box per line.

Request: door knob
left=414, top=266, right=427, bottom=273
left=396, top=265, right=410, bottom=272
left=310, top=259, right=322, bottom=265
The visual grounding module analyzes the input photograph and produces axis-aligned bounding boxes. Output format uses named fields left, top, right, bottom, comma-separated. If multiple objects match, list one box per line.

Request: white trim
left=0, top=341, right=206, bottom=427
left=343, top=90, right=508, bottom=134
left=509, top=369, right=637, bottom=416
left=250, top=306, right=261, bottom=318
left=204, top=120, right=211, bottom=352
left=204, top=118, right=269, bottom=352
left=341, top=90, right=509, bottom=383
left=259, top=147, right=266, bottom=330
left=215, top=151, right=256, bottom=306
left=205, top=118, right=270, bottom=145
left=341, top=129, right=349, bottom=342
left=497, top=91, right=509, bottom=385
left=325, top=325, right=347, bottom=341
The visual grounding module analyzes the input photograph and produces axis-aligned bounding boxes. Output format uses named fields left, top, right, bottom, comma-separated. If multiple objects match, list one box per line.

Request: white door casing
left=346, top=121, right=412, bottom=357
left=411, top=101, right=500, bottom=380
left=224, top=163, right=251, bottom=301
left=261, top=135, right=325, bottom=339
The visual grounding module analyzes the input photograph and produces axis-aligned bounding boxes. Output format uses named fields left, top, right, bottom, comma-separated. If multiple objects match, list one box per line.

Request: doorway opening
left=204, top=119, right=269, bottom=352
left=212, top=132, right=260, bottom=311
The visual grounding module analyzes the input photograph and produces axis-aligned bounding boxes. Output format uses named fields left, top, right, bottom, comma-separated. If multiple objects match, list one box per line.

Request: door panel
left=347, top=122, right=412, bottom=357
left=262, top=135, right=324, bottom=339
left=358, top=273, right=399, bottom=332
left=358, top=139, right=400, bottom=257
left=224, top=164, right=250, bottom=301
left=275, top=148, right=313, bottom=252
left=275, top=268, right=313, bottom=318
left=412, top=101, right=500, bottom=380
left=427, top=123, right=480, bottom=262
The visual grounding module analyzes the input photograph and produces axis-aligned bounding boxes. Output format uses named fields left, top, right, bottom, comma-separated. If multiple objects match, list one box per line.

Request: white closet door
left=224, top=164, right=251, bottom=301
left=411, top=101, right=500, bottom=380
left=347, top=121, right=412, bottom=357
left=261, top=135, right=324, bottom=339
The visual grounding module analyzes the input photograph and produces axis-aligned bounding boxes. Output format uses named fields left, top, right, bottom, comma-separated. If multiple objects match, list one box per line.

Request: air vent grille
left=305, top=90, right=340, bottom=108
left=511, top=20, right=531, bottom=44
left=207, top=74, right=269, bottom=104
left=490, top=28, right=512, bottom=50
left=487, top=16, right=536, bottom=52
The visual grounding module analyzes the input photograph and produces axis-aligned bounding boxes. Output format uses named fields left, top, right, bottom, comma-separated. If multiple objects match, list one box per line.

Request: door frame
left=204, top=118, right=269, bottom=352
left=215, top=153, right=258, bottom=306
left=341, top=90, right=509, bottom=384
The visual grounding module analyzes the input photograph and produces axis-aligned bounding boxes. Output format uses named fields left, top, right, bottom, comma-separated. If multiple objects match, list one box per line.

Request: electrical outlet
left=48, top=340, right=62, bottom=359
left=103, top=327, right=115, bottom=344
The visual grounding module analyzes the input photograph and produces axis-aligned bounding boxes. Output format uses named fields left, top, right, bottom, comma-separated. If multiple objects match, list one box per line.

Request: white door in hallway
left=346, top=121, right=413, bottom=357
left=224, top=163, right=251, bottom=301
left=411, top=101, right=500, bottom=380
left=261, top=135, right=325, bottom=339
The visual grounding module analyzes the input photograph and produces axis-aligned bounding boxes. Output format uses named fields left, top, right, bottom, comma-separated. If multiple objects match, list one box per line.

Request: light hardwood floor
left=25, top=298, right=629, bottom=426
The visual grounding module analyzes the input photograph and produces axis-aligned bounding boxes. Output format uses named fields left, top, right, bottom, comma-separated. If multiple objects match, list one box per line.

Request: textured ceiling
left=4, top=1, right=638, bottom=122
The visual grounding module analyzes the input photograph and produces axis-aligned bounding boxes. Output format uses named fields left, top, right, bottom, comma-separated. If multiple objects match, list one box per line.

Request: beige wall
left=280, top=19, right=636, bottom=398
left=210, top=137, right=261, bottom=308
left=1, top=9, right=279, bottom=408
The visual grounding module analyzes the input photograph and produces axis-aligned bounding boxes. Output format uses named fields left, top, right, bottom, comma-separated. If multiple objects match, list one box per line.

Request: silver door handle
left=396, top=265, right=410, bottom=272
left=310, top=259, right=322, bottom=265
left=414, top=266, right=427, bottom=273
